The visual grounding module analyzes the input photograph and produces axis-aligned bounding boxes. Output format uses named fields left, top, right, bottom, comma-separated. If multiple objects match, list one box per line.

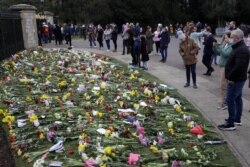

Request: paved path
left=44, top=36, right=250, bottom=167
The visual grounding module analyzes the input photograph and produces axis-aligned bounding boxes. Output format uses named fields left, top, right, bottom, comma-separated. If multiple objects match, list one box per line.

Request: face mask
left=228, top=38, right=236, bottom=44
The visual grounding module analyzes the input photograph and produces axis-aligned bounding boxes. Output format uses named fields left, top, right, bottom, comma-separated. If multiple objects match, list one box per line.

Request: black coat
left=111, top=26, right=118, bottom=40
left=159, top=30, right=170, bottom=48
left=140, top=40, right=149, bottom=62
left=203, top=34, right=217, bottom=56
left=225, top=40, right=250, bottom=81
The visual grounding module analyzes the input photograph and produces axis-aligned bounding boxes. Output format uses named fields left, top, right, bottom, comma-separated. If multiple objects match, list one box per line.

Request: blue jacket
left=213, top=43, right=232, bottom=67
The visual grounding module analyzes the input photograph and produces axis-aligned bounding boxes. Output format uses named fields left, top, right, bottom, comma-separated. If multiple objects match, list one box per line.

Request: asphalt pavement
left=44, top=36, right=250, bottom=167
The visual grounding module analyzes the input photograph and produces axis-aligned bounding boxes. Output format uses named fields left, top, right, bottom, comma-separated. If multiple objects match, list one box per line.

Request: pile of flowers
left=0, top=48, right=224, bottom=167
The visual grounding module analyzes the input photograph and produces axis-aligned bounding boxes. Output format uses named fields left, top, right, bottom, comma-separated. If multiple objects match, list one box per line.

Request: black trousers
left=202, top=54, right=214, bottom=73
left=185, top=64, right=196, bottom=84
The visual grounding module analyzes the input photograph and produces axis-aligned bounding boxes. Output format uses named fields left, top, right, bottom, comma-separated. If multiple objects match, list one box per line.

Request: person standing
left=145, top=26, right=153, bottom=54
left=179, top=31, right=199, bottom=88
left=153, top=27, right=161, bottom=55
left=88, top=24, right=97, bottom=48
left=104, top=24, right=112, bottom=51
left=159, top=27, right=170, bottom=62
left=213, top=33, right=232, bottom=110
left=140, top=36, right=149, bottom=70
left=218, top=29, right=250, bottom=130
left=53, top=24, right=62, bottom=45
left=64, top=23, right=72, bottom=47
left=97, top=24, right=104, bottom=49
left=202, top=26, right=217, bottom=76
left=121, top=23, right=130, bottom=55
left=111, top=23, right=118, bottom=52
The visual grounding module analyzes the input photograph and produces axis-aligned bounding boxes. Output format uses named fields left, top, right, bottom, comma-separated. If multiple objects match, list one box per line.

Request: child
left=140, top=36, right=149, bottom=70
left=246, top=33, right=250, bottom=49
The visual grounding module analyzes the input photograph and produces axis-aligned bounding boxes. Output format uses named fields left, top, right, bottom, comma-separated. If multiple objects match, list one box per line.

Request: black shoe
left=218, top=123, right=236, bottom=131
left=193, top=84, right=198, bottom=89
left=203, top=72, right=211, bottom=76
left=184, top=83, right=190, bottom=87
left=122, top=53, right=125, bottom=55
left=224, top=119, right=242, bottom=126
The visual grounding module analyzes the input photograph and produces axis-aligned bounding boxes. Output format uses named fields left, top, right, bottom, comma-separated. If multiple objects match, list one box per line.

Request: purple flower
left=171, top=160, right=181, bottom=167
left=139, top=135, right=149, bottom=146
left=127, top=116, right=136, bottom=123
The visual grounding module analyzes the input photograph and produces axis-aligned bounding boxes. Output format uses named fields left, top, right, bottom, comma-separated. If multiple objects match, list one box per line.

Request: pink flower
left=156, top=134, right=165, bottom=144
left=128, top=153, right=140, bottom=165
left=136, top=126, right=145, bottom=136
left=84, top=158, right=97, bottom=167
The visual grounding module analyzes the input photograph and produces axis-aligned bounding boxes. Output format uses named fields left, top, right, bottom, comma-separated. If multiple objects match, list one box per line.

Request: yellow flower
left=97, top=95, right=104, bottom=104
left=118, top=101, right=124, bottom=107
left=155, top=95, right=160, bottom=102
left=97, top=112, right=103, bottom=118
left=129, top=74, right=136, bottom=80
left=144, top=88, right=152, bottom=96
left=104, top=130, right=111, bottom=138
left=130, top=90, right=136, bottom=96
left=133, top=103, right=139, bottom=110
left=0, top=109, right=5, bottom=115
left=100, top=82, right=106, bottom=89
left=100, top=163, right=107, bottom=167
left=33, top=67, right=39, bottom=73
left=168, top=128, right=174, bottom=135
left=175, top=105, right=182, bottom=113
left=40, top=94, right=51, bottom=100
left=25, top=96, right=32, bottom=102
left=104, top=146, right=112, bottom=155
left=63, top=92, right=71, bottom=101
left=39, top=133, right=45, bottom=140
left=46, top=75, right=52, bottom=81
left=19, top=78, right=30, bottom=84
left=67, top=112, right=73, bottom=118
left=78, top=143, right=86, bottom=153
left=101, top=155, right=108, bottom=161
left=2, top=115, right=15, bottom=124
left=29, top=115, right=38, bottom=123
left=150, top=145, right=158, bottom=153
left=167, top=122, right=173, bottom=128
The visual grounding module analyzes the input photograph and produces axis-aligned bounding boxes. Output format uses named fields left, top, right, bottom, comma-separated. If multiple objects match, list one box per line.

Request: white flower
left=181, top=148, right=189, bottom=157
left=168, top=97, right=175, bottom=105
left=33, top=158, right=45, bottom=167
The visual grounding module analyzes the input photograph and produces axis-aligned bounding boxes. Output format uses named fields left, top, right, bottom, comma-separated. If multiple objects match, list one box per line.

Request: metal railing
left=0, top=10, right=24, bottom=61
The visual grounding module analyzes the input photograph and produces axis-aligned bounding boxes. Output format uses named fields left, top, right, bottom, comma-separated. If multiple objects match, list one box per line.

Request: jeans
left=226, top=81, right=245, bottom=125
left=112, top=39, right=117, bottom=51
left=185, top=64, right=196, bottom=84
left=105, top=40, right=110, bottom=50
left=160, top=46, right=168, bottom=61
left=89, top=39, right=96, bottom=47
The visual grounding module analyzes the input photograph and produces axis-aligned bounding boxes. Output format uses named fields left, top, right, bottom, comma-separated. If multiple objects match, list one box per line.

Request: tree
left=201, top=0, right=237, bottom=27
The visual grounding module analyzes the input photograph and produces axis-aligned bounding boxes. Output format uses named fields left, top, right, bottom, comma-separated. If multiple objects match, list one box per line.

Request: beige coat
left=179, top=38, right=199, bottom=65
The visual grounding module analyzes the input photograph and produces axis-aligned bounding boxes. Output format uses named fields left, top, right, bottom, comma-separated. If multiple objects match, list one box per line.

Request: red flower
left=67, top=150, right=74, bottom=155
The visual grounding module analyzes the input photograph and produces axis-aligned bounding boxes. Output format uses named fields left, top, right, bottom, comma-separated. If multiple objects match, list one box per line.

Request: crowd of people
left=38, top=20, right=250, bottom=131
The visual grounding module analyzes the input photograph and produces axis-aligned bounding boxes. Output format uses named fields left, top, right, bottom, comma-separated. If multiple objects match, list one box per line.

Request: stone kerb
left=9, top=4, right=38, bottom=49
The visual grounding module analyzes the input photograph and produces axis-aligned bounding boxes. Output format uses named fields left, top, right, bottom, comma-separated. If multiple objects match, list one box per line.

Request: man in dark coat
left=159, top=27, right=170, bottom=62
left=202, top=26, right=217, bottom=75
left=218, top=28, right=250, bottom=131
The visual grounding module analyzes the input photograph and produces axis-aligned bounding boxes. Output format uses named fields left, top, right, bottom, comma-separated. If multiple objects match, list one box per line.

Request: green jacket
left=213, top=43, right=232, bottom=67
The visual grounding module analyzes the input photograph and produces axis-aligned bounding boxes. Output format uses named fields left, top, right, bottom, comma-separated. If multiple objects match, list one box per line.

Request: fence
left=0, top=11, right=24, bottom=61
